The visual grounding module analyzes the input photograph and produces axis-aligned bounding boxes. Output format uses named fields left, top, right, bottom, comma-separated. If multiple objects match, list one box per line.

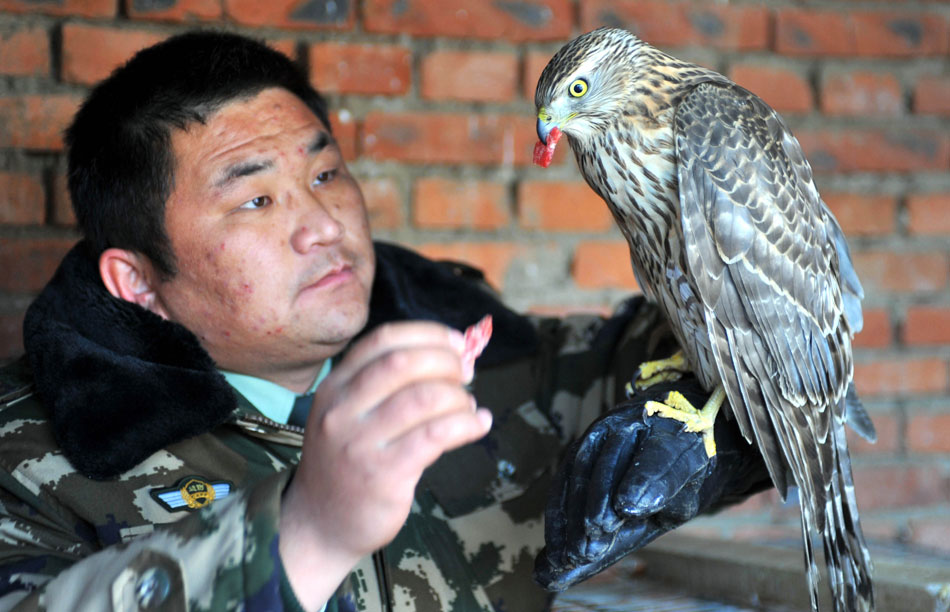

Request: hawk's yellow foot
left=624, top=351, right=690, bottom=398
left=644, top=386, right=726, bottom=458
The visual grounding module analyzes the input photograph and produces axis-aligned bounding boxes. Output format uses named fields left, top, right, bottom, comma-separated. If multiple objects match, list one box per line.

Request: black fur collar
left=23, top=241, right=537, bottom=479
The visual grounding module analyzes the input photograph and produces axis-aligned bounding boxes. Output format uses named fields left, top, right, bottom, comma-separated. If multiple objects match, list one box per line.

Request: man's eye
left=238, top=196, right=271, bottom=210
left=312, top=169, right=337, bottom=186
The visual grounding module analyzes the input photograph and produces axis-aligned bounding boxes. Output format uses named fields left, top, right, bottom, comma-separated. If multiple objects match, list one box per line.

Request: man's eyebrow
left=213, top=159, right=273, bottom=189
left=308, top=131, right=332, bottom=154
left=212, top=131, right=333, bottom=189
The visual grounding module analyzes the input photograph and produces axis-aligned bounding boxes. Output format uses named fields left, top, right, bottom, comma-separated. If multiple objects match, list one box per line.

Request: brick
left=852, top=464, right=948, bottom=509
left=796, top=129, right=950, bottom=173
left=0, top=310, right=25, bottom=361
left=852, top=308, right=892, bottom=349
left=267, top=38, right=298, bottom=61
left=853, top=252, right=948, bottom=294
left=823, top=193, right=897, bottom=237
left=820, top=71, right=903, bottom=116
left=777, top=9, right=949, bottom=57
left=582, top=1, right=770, bottom=50
left=0, top=26, right=50, bottom=77
left=727, top=63, right=812, bottom=114
left=907, top=411, right=950, bottom=453
left=127, top=0, right=221, bottom=21
left=904, top=306, right=950, bottom=346
left=363, top=112, right=540, bottom=166
left=328, top=110, right=358, bottom=161
left=62, top=24, right=165, bottom=86
left=517, top=181, right=613, bottom=232
left=908, top=517, right=950, bottom=554
left=0, top=237, right=76, bottom=293
left=776, top=9, right=852, bottom=56
left=572, top=241, right=639, bottom=290
left=853, top=357, right=948, bottom=397
left=846, top=412, right=898, bottom=455
left=907, top=193, right=950, bottom=235
left=421, top=51, right=518, bottom=103
left=413, top=178, right=509, bottom=230
left=51, top=172, right=75, bottom=227
left=524, top=51, right=552, bottom=101
left=364, top=0, right=572, bottom=41
left=415, top=242, right=523, bottom=289
left=0, top=95, right=82, bottom=151
left=0, top=172, right=44, bottom=225
left=309, top=42, right=410, bottom=96
left=225, top=0, right=355, bottom=28
left=361, top=177, right=403, bottom=230
left=914, top=75, right=950, bottom=116
left=852, top=12, right=949, bottom=57
left=0, top=0, right=114, bottom=17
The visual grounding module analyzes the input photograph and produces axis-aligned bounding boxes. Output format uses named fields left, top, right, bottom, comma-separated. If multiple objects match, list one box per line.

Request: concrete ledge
left=636, top=533, right=950, bottom=611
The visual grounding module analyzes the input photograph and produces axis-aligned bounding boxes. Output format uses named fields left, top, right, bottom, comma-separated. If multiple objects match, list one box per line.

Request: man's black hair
left=65, top=30, right=330, bottom=277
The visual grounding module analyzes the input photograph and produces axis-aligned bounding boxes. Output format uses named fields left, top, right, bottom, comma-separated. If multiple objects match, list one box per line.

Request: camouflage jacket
left=0, top=241, right=671, bottom=612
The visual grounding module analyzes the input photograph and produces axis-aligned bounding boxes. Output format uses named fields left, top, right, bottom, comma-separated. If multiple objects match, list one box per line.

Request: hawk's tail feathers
left=825, top=416, right=874, bottom=611
left=798, top=412, right=874, bottom=612
left=798, top=503, right=822, bottom=612
left=803, top=415, right=874, bottom=612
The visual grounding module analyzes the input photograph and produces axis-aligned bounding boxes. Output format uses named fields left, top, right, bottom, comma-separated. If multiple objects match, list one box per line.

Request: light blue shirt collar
left=220, top=359, right=331, bottom=424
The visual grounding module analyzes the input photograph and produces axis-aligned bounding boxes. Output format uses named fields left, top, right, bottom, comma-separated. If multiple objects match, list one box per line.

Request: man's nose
left=290, top=192, right=344, bottom=253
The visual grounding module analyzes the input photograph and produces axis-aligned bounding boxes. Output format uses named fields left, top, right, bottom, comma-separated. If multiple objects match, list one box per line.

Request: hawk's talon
left=643, top=388, right=726, bottom=458
left=632, top=351, right=690, bottom=390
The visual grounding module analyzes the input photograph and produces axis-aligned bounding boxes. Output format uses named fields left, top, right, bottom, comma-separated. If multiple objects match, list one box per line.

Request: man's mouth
left=302, top=263, right=354, bottom=292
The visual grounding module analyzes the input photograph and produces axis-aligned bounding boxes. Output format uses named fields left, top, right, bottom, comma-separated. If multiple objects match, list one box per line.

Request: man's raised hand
left=280, top=321, right=492, bottom=610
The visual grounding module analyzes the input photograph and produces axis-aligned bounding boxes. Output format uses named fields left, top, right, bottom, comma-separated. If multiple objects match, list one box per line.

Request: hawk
left=534, top=28, right=875, bottom=611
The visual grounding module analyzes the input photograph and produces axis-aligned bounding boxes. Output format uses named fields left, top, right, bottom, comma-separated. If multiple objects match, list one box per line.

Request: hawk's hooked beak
left=533, top=108, right=564, bottom=168
left=536, top=108, right=556, bottom=144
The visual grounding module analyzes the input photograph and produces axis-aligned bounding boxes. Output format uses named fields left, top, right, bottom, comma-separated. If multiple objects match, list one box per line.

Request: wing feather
left=674, top=81, right=853, bottom=502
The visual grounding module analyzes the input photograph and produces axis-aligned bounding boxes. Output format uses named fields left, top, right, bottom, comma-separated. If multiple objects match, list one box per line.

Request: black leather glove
left=534, top=377, right=772, bottom=591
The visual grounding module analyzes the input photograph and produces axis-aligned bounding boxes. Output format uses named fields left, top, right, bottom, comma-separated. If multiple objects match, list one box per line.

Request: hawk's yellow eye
left=569, top=78, right=589, bottom=97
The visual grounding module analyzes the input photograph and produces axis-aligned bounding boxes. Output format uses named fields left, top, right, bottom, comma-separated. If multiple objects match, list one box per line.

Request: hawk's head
left=534, top=28, right=642, bottom=152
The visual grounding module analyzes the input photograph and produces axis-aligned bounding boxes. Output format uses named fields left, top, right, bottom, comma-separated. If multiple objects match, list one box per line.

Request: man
left=0, top=31, right=769, bottom=611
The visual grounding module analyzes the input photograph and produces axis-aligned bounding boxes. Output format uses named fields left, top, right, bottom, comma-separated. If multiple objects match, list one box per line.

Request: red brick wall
left=1, top=1, right=949, bottom=554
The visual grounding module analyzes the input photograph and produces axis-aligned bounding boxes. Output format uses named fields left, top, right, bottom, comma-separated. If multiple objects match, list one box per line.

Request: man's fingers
left=381, top=407, right=492, bottom=472
left=323, top=345, right=466, bottom=429
left=338, top=321, right=465, bottom=379
left=360, top=381, right=476, bottom=447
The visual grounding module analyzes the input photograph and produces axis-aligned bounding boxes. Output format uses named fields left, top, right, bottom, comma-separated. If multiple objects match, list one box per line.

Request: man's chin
left=312, top=305, right=370, bottom=348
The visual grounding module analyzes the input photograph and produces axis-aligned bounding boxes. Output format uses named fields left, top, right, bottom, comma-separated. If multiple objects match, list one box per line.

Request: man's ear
left=99, top=248, right=169, bottom=319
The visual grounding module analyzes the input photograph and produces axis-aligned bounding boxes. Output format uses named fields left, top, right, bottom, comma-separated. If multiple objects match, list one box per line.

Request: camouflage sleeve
left=0, top=469, right=301, bottom=611
left=537, top=297, right=675, bottom=444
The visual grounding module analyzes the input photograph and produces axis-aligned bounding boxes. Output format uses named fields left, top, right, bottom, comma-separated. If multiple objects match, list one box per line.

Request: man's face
left=151, top=87, right=375, bottom=388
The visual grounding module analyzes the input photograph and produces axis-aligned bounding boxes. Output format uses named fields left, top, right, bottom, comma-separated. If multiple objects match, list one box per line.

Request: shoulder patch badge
left=150, top=476, right=232, bottom=512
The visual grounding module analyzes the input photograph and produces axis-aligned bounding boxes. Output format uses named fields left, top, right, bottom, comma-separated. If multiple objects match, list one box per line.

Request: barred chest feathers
left=571, top=110, right=721, bottom=391
left=572, top=112, right=682, bottom=300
